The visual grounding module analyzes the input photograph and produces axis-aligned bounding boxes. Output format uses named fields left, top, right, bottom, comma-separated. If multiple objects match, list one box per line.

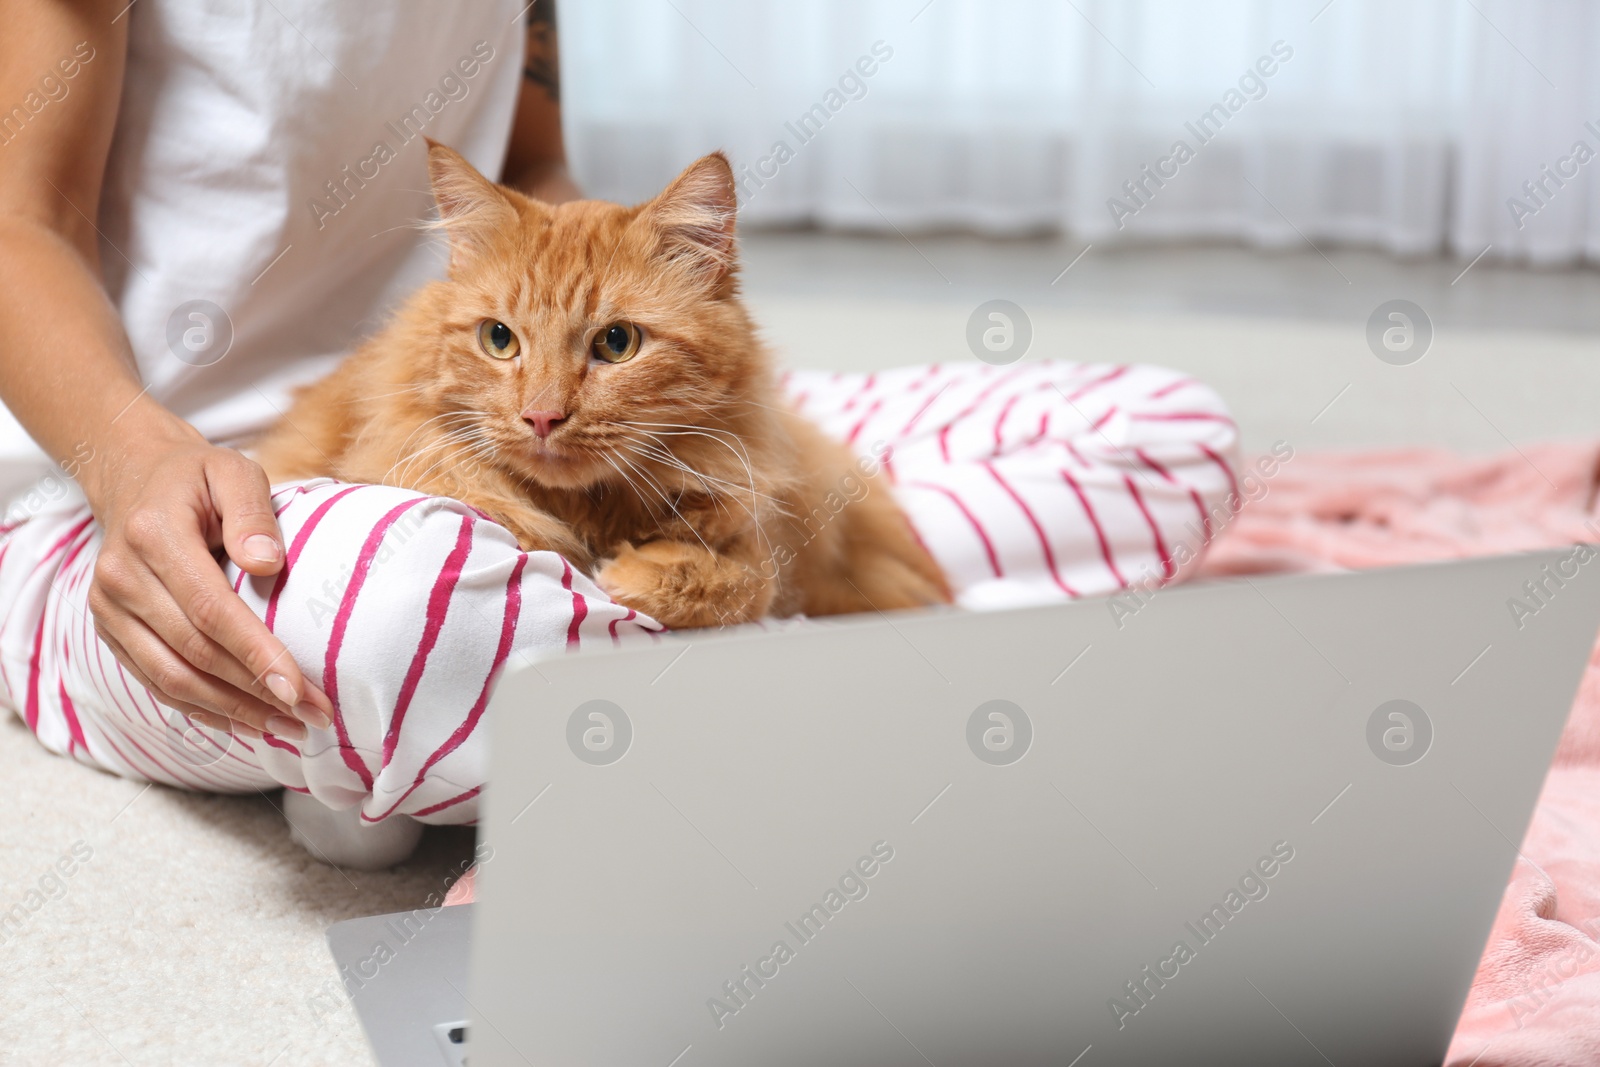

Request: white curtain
left=562, top=0, right=1600, bottom=265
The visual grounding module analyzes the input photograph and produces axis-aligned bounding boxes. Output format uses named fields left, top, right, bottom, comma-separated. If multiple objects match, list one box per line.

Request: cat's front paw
left=594, top=541, right=771, bottom=629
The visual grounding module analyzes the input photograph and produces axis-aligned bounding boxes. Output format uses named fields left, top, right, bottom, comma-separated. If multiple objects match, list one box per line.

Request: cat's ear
left=643, top=151, right=738, bottom=288
left=426, top=139, right=517, bottom=273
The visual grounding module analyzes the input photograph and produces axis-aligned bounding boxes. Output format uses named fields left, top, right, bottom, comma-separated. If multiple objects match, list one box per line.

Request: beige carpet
left=0, top=710, right=475, bottom=1066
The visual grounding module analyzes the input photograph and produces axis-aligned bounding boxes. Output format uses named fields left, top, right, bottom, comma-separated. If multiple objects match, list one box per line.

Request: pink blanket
left=444, top=441, right=1600, bottom=1064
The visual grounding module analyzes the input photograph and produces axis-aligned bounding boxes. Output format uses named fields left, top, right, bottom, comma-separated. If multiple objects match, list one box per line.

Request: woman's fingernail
left=265, top=715, right=307, bottom=740
left=264, top=672, right=296, bottom=707
left=244, top=534, right=282, bottom=564
left=294, top=702, right=332, bottom=730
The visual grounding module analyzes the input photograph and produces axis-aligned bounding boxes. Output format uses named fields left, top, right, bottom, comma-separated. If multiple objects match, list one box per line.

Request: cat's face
left=415, top=143, right=767, bottom=496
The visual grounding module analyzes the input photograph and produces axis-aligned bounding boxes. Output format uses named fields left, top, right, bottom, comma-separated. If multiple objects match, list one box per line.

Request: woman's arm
left=501, top=0, right=582, bottom=204
left=0, top=0, right=331, bottom=738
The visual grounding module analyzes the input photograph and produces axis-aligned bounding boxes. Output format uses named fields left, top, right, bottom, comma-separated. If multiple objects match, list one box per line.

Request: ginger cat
left=254, top=142, right=949, bottom=628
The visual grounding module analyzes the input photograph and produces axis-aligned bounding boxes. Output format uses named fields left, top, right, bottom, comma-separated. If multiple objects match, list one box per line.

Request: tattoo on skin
left=524, top=0, right=560, bottom=103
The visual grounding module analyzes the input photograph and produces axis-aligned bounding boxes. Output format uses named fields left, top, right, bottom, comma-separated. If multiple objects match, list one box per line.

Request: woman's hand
left=83, top=418, right=334, bottom=739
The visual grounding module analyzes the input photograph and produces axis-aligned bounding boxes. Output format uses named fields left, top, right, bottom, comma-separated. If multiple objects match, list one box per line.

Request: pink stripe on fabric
left=1062, top=469, right=1126, bottom=589
left=103, top=654, right=241, bottom=788
left=90, top=621, right=241, bottom=788
left=1031, top=411, right=1050, bottom=446
left=899, top=379, right=951, bottom=437
left=1189, top=487, right=1213, bottom=546
left=1090, top=406, right=1117, bottom=433
left=25, top=516, right=93, bottom=582
left=270, top=482, right=317, bottom=504
left=561, top=559, right=587, bottom=649
left=992, top=391, right=1026, bottom=455
left=57, top=677, right=88, bottom=755
left=1149, top=377, right=1197, bottom=400
left=1126, top=475, right=1174, bottom=580
left=841, top=372, right=878, bottom=412
left=362, top=554, right=526, bottom=823
left=23, top=600, right=51, bottom=733
left=382, top=515, right=475, bottom=766
left=846, top=398, right=885, bottom=445
left=266, top=485, right=364, bottom=631
left=27, top=523, right=97, bottom=731
left=65, top=585, right=178, bottom=785
left=937, top=366, right=1033, bottom=443
left=906, top=481, right=1003, bottom=579
left=930, top=366, right=1040, bottom=462
left=58, top=526, right=95, bottom=574
left=1199, top=443, right=1240, bottom=507
left=325, top=497, right=429, bottom=790
left=1065, top=365, right=1129, bottom=402
left=261, top=733, right=301, bottom=755
left=90, top=716, right=179, bottom=788
left=1131, top=411, right=1236, bottom=424
left=905, top=363, right=942, bottom=394
left=412, top=785, right=481, bottom=818
left=458, top=502, right=496, bottom=523
left=93, top=629, right=242, bottom=788
left=1135, top=448, right=1176, bottom=483
left=82, top=626, right=235, bottom=786
left=609, top=608, right=637, bottom=641
left=4, top=514, right=93, bottom=696
left=983, top=463, right=1078, bottom=596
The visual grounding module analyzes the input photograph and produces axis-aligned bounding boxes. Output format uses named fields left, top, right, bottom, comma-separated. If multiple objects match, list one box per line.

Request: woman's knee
left=242, top=483, right=524, bottom=686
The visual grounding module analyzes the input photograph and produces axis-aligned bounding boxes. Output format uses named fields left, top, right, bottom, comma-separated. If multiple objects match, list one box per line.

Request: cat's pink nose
left=522, top=409, right=567, bottom=438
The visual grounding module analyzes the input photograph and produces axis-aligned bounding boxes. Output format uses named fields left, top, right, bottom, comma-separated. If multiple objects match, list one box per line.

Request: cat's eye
left=592, top=322, right=642, bottom=364
left=477, top=319, right=521, bottom=360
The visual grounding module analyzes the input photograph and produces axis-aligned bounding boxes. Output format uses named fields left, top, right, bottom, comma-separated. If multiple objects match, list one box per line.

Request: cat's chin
left=515, top=448, right=607, bottom=491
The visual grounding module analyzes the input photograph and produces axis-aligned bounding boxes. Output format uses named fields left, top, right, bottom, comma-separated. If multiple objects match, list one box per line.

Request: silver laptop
left=329, top=548, right=1600, bottom=1066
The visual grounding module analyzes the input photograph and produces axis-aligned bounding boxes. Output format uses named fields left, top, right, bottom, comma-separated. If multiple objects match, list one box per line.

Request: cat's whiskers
left=622, top=423, right=782, bottom=538
left=623, top=439, right=781, bottom=509
left=620, top=441, right=720, bottom=509
left=385, top=410, right=490, bottom=476
left=612, top=450, right=717, bottom=557
left=388, top=424, right=475, bottom=482
left=346, top=383, right=434, bottom=405
left=387, top=410, right=488, bottom=456
left=406, top=430, right=496, bottom=487
left=352, top=392, right=465, bottom=456
left=620, top=439, right=780, bottom=564
left=618, top=420, right=759, bottom=501
left=625, top=425, right=780, bottom=538
left=389, top=421, right=491, bottom=485
left=623, top=443, right=778, bottom=565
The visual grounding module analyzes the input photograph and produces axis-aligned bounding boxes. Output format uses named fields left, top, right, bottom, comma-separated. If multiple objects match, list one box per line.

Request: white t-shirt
left=0, top=0, right=525, bottom=504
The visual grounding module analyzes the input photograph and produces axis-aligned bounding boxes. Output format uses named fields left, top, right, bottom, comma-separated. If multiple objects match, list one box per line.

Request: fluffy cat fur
left=253, top=142, right=950, bottom=628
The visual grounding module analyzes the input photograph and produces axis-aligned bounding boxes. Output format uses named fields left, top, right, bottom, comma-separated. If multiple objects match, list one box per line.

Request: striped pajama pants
left=0, top=361, right=1238, bottom=824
